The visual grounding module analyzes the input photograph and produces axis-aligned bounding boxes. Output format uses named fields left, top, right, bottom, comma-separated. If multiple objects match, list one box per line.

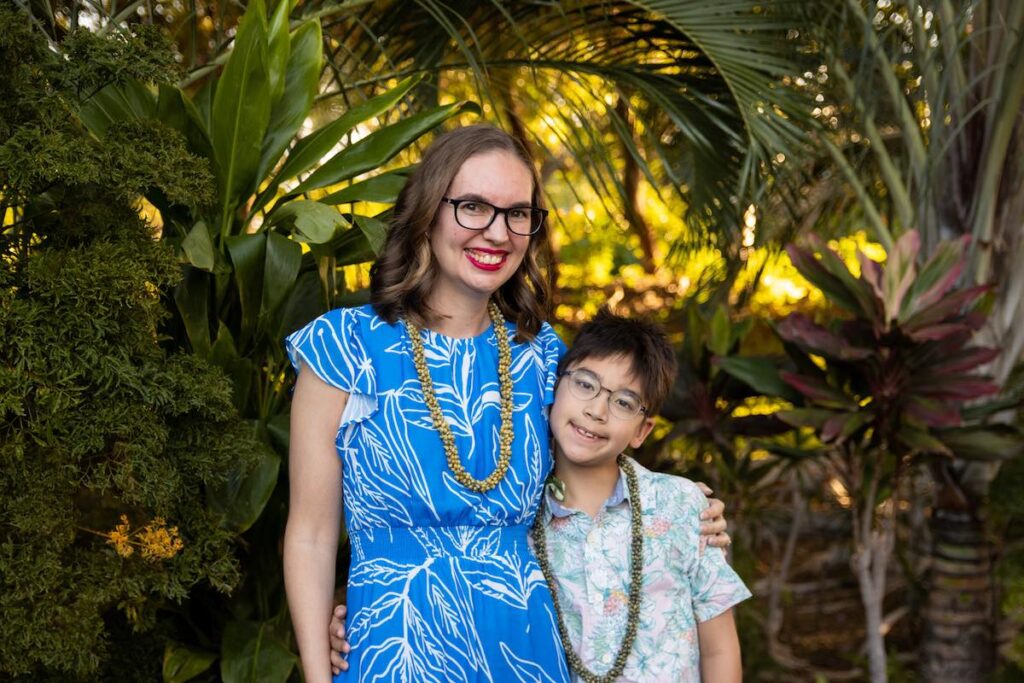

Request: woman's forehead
left=448, top=150, right=534, bottom=201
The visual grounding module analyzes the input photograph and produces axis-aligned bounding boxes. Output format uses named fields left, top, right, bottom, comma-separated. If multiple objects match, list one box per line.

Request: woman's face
left=428, top=149, right=534, bottom=307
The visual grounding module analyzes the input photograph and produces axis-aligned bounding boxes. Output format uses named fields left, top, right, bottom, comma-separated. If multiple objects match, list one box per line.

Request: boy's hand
left=696, top=483, right=731, bottom=549
left=329, top=604, right=350, bottom=674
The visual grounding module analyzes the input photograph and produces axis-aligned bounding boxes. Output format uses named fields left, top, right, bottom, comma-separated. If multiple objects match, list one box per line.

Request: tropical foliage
left=0, top=9, right=262, bottom=679
left=722, top=231, right=1024, bottom=682
left=6, top=0, right=1024, bottom=680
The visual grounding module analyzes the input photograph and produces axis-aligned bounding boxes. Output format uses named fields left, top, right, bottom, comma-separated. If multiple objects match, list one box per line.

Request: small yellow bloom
left=137, top=518, right=184, bottom=561
left=106, top=514, right=135, bottom=558
left=98, top=514, right=184, bottom=561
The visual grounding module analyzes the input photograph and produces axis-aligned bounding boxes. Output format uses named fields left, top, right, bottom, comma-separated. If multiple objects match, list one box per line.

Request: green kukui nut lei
left=532, top=454, right=644, bottom=683
left=407, top=301, right=513, bottom=493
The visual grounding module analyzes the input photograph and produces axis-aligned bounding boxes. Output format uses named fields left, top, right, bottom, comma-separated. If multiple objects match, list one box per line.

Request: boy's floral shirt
left=538, top=457, right=751, bottom=682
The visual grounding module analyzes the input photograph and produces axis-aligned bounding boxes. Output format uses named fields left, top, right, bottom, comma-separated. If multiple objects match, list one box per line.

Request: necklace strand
left=407, top=301, right=514, bottom=493
left=532, top=455, right=644, bottom=683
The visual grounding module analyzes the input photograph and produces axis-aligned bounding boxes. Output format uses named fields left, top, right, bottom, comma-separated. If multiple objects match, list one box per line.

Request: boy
left=330, top=310, right=750, bottom=681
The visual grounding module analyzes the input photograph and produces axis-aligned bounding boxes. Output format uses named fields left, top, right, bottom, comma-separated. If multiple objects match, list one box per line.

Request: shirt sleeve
left=672, top=479, right=753, bottom=623
left=537, top=322, right=568, bottom=406
left=284, top=307, right=378, bottom=426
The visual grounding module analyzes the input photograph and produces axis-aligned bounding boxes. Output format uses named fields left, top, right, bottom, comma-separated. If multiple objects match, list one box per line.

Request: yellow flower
left=137, top=517, right=184, bottom=561
left=106, top=514, right=134, bottom=558
left=96, top=514, right=184, bottom=561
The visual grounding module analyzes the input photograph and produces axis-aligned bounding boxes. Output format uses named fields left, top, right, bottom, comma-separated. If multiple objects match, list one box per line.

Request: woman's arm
left=697, top=609, right=742, bottom=683
left=284, top=370, right=348, bottom=683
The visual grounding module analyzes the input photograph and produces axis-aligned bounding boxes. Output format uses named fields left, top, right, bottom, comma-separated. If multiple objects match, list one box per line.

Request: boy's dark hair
left=558, top=308, right=678, bottom=415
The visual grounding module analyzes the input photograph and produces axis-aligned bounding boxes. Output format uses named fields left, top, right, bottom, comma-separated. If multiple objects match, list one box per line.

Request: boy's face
left=549, top=354, right=656, bottom=469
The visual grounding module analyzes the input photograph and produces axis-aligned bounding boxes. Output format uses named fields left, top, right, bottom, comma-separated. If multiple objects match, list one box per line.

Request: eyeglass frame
left=440, top=196, right=548, bottom=236
left=557, top=368, right=649, bottom=420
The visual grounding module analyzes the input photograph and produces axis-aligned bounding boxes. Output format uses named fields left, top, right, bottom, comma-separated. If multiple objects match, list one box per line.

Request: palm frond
left=295, top=0, right=815, bottom=255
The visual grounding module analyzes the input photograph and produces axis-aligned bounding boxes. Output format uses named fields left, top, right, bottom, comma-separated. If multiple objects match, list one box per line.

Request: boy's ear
left=629, top=417, right=656, bottom=449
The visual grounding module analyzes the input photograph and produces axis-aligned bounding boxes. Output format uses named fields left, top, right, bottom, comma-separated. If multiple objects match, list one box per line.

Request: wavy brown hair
left=369, top=124, right=552, bottom=341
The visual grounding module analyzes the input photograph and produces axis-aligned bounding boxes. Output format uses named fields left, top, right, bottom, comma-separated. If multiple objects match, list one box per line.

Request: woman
left=284, top=125, right=726, bottom=683
left=285, top=124, right=571, bottom=683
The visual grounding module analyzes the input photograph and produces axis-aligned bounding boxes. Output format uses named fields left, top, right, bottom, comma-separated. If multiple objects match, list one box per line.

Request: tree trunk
left=919, top=507, right=995, bottom=683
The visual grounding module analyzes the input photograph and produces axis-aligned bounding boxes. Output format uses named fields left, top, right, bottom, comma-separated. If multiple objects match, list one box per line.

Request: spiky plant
left=761, top=230, right=1021, bottom=683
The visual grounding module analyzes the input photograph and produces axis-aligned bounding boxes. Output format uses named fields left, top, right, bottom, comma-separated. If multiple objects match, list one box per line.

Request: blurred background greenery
left=2, top=1, right=1023, bottom=681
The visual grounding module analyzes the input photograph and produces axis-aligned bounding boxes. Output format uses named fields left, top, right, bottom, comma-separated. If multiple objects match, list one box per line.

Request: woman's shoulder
left=525, top=320, right=566, bottom=356
left=309, top=303, right=398, bottom=334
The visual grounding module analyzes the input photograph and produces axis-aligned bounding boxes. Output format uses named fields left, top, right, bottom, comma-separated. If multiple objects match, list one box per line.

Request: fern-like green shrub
left=0, top=9, right=260, bottom=679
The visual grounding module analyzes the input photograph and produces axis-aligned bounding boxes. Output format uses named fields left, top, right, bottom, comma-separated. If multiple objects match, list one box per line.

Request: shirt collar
left=544, top=466, right=630, bottom=519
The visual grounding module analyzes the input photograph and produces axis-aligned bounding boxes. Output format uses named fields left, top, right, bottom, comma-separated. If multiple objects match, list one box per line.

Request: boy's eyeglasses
left=559, top=369, right=648, bottom=420
left=441, top=197, right=547, bottom=236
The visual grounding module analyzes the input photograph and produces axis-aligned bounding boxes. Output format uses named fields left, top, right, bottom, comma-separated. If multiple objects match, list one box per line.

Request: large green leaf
left=708, top=305, right=732, bottom=357
left=292, top=101, right=480, bottom=195
left=330, top=223, right=378, bottom=267
left=896, top=426, right=954, bottom=457
left=805, top=234, right=879, bottom=319
left=79, top=82, right=149, bottom=133
left=211, top=0, right=271, bottom=232
left=751, top=440, right=822, bottom=460
left=269, top=200, right=347, bottom=244
left=353, top=214, right=388, bottom=256
left=156, top=84, right=214, bottom=162
left=254, top=74, right=425, bottom=213
left=265, top=0, right=293, bottom=102
left=260, top=231, right=303, bottom=333
left=936, top=425, right=1024, bottom=461
left=257, top=19, right=322, bottom=183
left=173, top=266, right=211, bottom=357
left=776, top=408, right=838, bottom=429
left=226, top=233, right=267, bottom=349
left=320, top=167, right=413, bottom=205
left=181, top=221, right=216, bottom=271
left=714, top=356, right=800, bottom=401
left=221, top=620, right=296, bottom=683
left=79, top=79, right=156, bottom=136
left=210, top=323, right=254, bottom=413
left=208, top=438, right=280, bottom=533
left=163, top=641, right=217, bottom=683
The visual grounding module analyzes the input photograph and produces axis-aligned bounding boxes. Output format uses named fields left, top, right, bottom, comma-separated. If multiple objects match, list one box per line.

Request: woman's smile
left=465, top=247, right=509, bottom=270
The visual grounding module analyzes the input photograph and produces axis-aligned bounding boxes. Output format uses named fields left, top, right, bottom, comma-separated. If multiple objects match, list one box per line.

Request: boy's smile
left=550, top=355, right=655, bottom=469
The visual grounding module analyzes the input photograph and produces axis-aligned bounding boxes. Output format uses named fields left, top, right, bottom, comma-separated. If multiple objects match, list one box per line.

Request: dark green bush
left=0, top=8, right=259, bottom=678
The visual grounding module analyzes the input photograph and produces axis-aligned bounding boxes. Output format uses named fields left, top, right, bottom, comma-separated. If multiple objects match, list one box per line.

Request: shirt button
left=601, top=653, right=612, bottom=664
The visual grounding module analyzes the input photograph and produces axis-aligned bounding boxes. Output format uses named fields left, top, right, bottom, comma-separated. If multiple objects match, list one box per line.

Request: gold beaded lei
left=532, top=455, right=644, bottom=683
left=406, top=301, right=514, bottom=493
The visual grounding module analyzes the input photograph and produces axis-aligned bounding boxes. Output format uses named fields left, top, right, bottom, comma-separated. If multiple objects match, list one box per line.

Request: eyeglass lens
left=566, top=370, right=643, bottom=418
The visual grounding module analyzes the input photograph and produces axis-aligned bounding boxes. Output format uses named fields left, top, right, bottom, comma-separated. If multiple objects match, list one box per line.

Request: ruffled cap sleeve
left=284, top=307, right=377, bottom=426
left=536, top=322, right=567, bottom=406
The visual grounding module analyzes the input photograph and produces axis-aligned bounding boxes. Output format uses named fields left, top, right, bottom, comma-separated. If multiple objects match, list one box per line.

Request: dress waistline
left=349, top=523, right=533, bottom=563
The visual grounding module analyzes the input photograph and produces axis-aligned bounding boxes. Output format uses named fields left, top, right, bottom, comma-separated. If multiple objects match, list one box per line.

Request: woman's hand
left=696, top=482, right=731, bottom=549
left=329, top=604, right=350, bottom=675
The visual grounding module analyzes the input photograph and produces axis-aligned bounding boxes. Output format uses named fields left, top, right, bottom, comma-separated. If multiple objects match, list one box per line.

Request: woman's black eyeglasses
left=441, top=197, right=547, bottom=236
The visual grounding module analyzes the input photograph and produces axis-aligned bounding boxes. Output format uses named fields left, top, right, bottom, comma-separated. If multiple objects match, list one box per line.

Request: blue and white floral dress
left=286, top=304, right=571, bottom=683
